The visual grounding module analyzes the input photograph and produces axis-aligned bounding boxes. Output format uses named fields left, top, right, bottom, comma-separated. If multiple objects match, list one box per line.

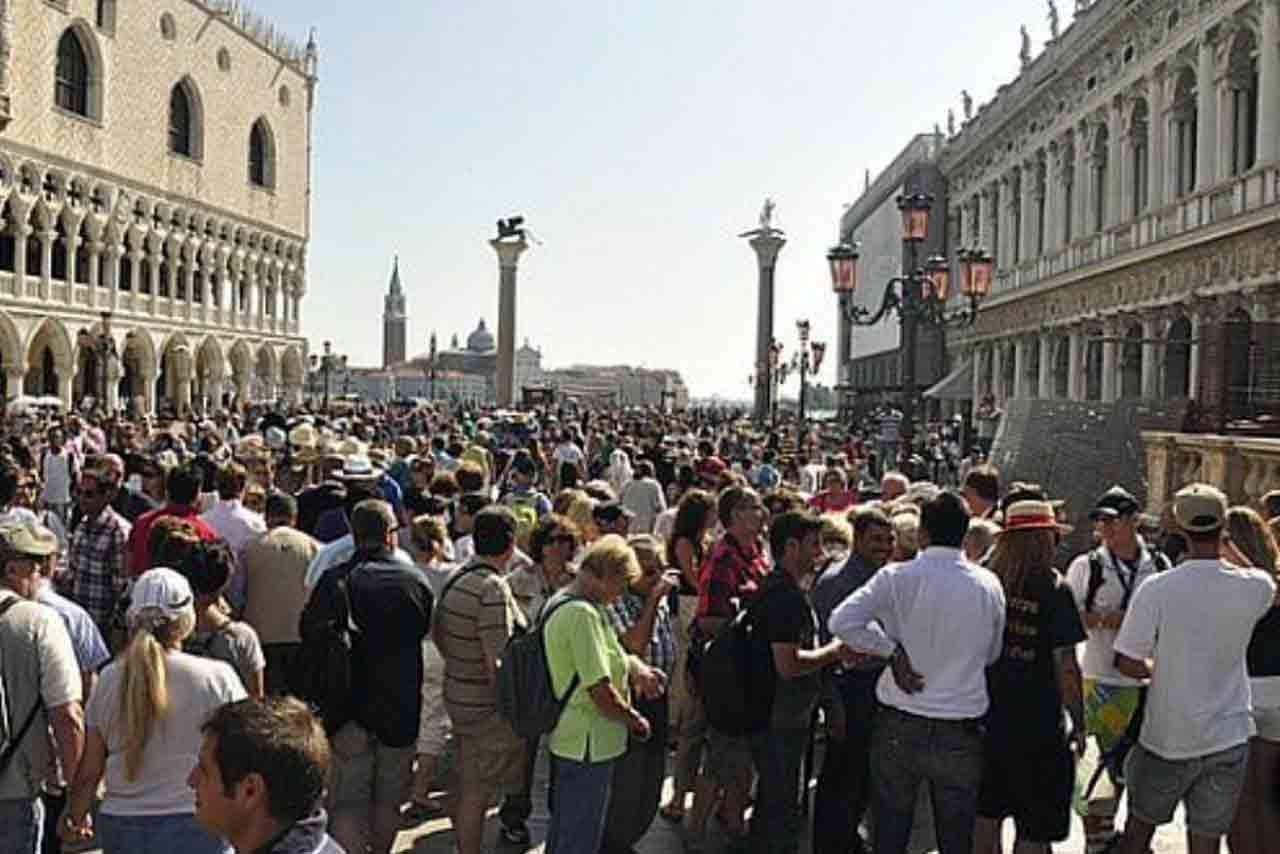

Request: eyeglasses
left=15, top=482, right=35, bottom=491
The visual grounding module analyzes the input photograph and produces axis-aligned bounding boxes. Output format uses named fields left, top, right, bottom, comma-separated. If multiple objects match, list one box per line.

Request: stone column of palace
left=1110, top=99, right=1127, bottom=226
left=1067, top=326, right=1084, bottom=400
left=971, top=344, right=984, bottom=416
left=1142, top=313, right=1161, bottom=398
left=1020, top=163, right=1036, bottom=264
left=1013, top=337, right=1029, bottom=399
left=1189, top=304, right=1204, bottom=398
left=1259, top=1, right=1280, bottom=166
left=1197, top=30, right=1219, bottom=191
left=1038, top=333, right=1053, bottom=398
left=1041, top=152, right=1057, bottom=255
left=1149, top=64, right=1168, bottom=210
left=1101, top=318, right=1120, bottom=401
left=104, top=350, right=121, bottom=413
left=4, top=367, right=22, bottom=401
left=746, top=231, right=785, bottom=422
left=1073, top=126, right=1090, bottom=245
left=490, top=236, right=529, bottom=408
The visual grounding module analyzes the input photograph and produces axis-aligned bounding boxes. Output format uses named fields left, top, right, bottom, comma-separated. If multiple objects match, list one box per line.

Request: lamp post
left=769, top=339, right=793, bottom=428
left=310, top=340, right=347, bottom=410
left=827, top=192, right=992, bottom=461
left=791, top=319, right=826, bottom=425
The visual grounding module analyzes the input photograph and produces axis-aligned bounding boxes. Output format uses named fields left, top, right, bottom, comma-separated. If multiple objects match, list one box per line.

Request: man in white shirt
left=551, top=432, right=585, bottom=488
left=1065, top=485, right=1169, bottom=853
left=199, top=462, right=266, bottom=613
left=829, top=490, right=1005, bottom=854
left=1113, top=484, right=1275, bottom=854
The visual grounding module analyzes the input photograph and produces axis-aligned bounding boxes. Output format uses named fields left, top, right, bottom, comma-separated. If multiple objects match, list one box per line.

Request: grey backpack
left=494, top=593, right=584, bottom=738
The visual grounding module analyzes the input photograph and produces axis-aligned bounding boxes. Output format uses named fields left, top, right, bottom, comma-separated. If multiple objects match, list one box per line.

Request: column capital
left=745, top=231, right=786, bottom=266
left=489, top=237, right=529, bottom=270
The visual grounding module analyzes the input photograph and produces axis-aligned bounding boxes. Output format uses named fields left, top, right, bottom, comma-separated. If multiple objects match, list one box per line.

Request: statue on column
left=1048, top=0, right=1061, bottom=39
left=759, top=197, right=776, bottom=232
left=962, top=90, right=973, bottom=121
left=947, top=109, right=956, bottom=137
left=1020, top=26, right=1032, bottom=68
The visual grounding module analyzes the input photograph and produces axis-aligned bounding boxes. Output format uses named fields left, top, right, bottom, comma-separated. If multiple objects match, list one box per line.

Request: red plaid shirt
left=695, top=533, right=767, bottom=620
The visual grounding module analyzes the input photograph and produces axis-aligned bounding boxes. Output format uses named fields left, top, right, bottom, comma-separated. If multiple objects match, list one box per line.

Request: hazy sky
left=275, top=0, right=1052, bottom=398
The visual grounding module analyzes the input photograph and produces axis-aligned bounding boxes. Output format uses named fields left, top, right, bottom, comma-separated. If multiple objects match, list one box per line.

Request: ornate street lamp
left=791, top=319, right=826, bottom=424
left=311, top=340, right=347, bottom=410
left=826, top=192, right=993, bottom=458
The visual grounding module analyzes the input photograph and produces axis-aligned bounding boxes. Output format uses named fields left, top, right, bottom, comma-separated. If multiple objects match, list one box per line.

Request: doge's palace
left=0, top=0, right=314, bottom=413
left=942, top=0, right=1280, bottom=413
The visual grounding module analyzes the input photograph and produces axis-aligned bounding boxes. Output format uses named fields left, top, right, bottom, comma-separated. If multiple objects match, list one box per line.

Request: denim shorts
left=1125, top=742, right=1248, bottom=837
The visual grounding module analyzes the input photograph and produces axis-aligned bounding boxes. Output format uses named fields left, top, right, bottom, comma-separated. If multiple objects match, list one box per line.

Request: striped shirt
left=435, top=561, right=526, bottom=733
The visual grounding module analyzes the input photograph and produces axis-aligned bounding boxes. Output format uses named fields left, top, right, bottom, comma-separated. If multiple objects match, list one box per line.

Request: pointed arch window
left=169, top=85, right=193, bottom=156
left=55, top=31, right=90, bottom=116
left=248, top=120, right=276, bottom=189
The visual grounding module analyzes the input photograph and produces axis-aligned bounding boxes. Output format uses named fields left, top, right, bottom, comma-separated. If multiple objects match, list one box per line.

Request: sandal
left=659, top=804, right=685, bottom=823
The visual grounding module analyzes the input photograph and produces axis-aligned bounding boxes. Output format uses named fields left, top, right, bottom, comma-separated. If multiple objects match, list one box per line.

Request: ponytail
left=115, top=609, right=193, bottom=781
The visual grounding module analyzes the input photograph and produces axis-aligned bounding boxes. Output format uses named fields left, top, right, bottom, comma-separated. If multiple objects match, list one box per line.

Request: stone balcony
left=1143, top=430, right=1280, bottom=514
left=989, top=163, right=1280, bottom=299
left=0, top=270, right=301, bottom=338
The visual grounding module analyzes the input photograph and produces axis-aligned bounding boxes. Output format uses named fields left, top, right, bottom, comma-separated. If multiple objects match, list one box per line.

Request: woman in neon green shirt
left=543, top=534, right=666, bottom=854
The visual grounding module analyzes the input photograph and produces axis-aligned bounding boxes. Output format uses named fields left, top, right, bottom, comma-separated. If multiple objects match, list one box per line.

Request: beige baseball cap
left=0, top=523, right=59, bottom=558
left=1172, top=483, right=1228, bottom=533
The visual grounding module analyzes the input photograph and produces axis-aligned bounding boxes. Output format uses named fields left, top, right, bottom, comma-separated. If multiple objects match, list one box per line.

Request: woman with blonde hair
left=542, top=535, right=665, bottom=854
left=973, top=500, right=1086, bottom=854
left=1225, top=506, right=1280, bottom=854
left=563, top=490, right=599, bottom=544
left=61, top=568, right=245, bottom=853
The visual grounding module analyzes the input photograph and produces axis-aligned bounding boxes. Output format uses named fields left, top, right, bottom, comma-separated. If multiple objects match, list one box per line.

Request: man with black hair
left=749, top=511, right=848, bottom=854
left=434, top=507, right=528, bottom=854
left=960, top=465, right=1001, bottom=520
left=307, top=499, right=432, bottom=854
left=244, top=492, right=319, bottom=697
left=124, top=464, right=217, bottom=574
left=1065, top=484, right=1168, bottom=853
left=67, top=466, right=131, bottom=635
left=829, top=490, right=1005, bottom=854
left=811, top=508, right=895, bottom=854
left=190, top=697, right=343, bottom=854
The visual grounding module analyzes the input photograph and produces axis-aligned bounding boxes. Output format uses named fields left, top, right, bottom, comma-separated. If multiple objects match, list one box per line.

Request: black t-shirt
left=1248, top=605, right=1280, bottom=678
left=986, top=570, right=1086, bottom=745
left=348, top=560, right=434, bottom=747
left=752, top=570, right=822, bottom=730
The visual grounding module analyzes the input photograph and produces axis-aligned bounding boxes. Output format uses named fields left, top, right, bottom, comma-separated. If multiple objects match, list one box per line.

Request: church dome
left=466, top=319, right=495, bottom=352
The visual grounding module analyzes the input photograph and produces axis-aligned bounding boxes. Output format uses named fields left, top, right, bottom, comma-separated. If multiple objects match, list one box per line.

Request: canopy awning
left=922, top=360, right=974, bottom=401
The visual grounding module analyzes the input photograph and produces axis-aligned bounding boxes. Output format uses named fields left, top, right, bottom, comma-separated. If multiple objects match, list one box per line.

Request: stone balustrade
left=1143, top=431, right=1280, bottom=512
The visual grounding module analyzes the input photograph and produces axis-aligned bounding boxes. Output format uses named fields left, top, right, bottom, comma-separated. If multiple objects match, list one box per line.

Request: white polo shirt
left=1114, top=558, right=1275, bottom=760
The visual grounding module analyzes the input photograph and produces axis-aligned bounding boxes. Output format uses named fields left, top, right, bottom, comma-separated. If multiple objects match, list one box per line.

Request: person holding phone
left=541, top=536, right=665, bottom=854
left=600, top=535, right=679, bottom=854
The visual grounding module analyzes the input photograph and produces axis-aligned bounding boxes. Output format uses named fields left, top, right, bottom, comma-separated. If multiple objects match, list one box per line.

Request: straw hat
left=997, top=500, right=1074, bottom=535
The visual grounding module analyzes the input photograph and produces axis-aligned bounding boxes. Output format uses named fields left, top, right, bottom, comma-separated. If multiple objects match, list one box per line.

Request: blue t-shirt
left=38, top=583, right=110, bottom=673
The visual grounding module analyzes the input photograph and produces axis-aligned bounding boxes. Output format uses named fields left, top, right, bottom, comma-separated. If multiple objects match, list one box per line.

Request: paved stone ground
left=391, top=741, right=1191, bottom=854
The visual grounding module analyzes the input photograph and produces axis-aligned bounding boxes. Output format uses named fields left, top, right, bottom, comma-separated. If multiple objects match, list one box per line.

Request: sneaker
left=500, top=822, right=531, bottom=846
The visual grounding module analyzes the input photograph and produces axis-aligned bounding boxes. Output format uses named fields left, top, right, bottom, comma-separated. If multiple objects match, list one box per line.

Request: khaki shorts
left=455, top=714, right=526, bottom=797
left=328, top=722, right=416, bottom=810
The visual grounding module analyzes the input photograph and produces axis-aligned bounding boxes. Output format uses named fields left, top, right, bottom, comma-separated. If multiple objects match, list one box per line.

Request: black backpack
left=1083, top=546, right=1171, bottom=613
left=292, top=552, right=371, bottom=734
left=699, top=588, right=778, bottom=737
left=495, top=592, right=585, bottom=738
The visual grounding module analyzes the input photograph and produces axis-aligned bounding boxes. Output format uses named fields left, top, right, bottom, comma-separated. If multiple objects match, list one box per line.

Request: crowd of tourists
left=0, top=400, right=1277, bottom=854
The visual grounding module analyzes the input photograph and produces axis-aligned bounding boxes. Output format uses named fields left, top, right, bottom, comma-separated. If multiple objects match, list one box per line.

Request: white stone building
left=0, top=0, right=314, bottom=413
left=942, top=0, right=1280, bottom=414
